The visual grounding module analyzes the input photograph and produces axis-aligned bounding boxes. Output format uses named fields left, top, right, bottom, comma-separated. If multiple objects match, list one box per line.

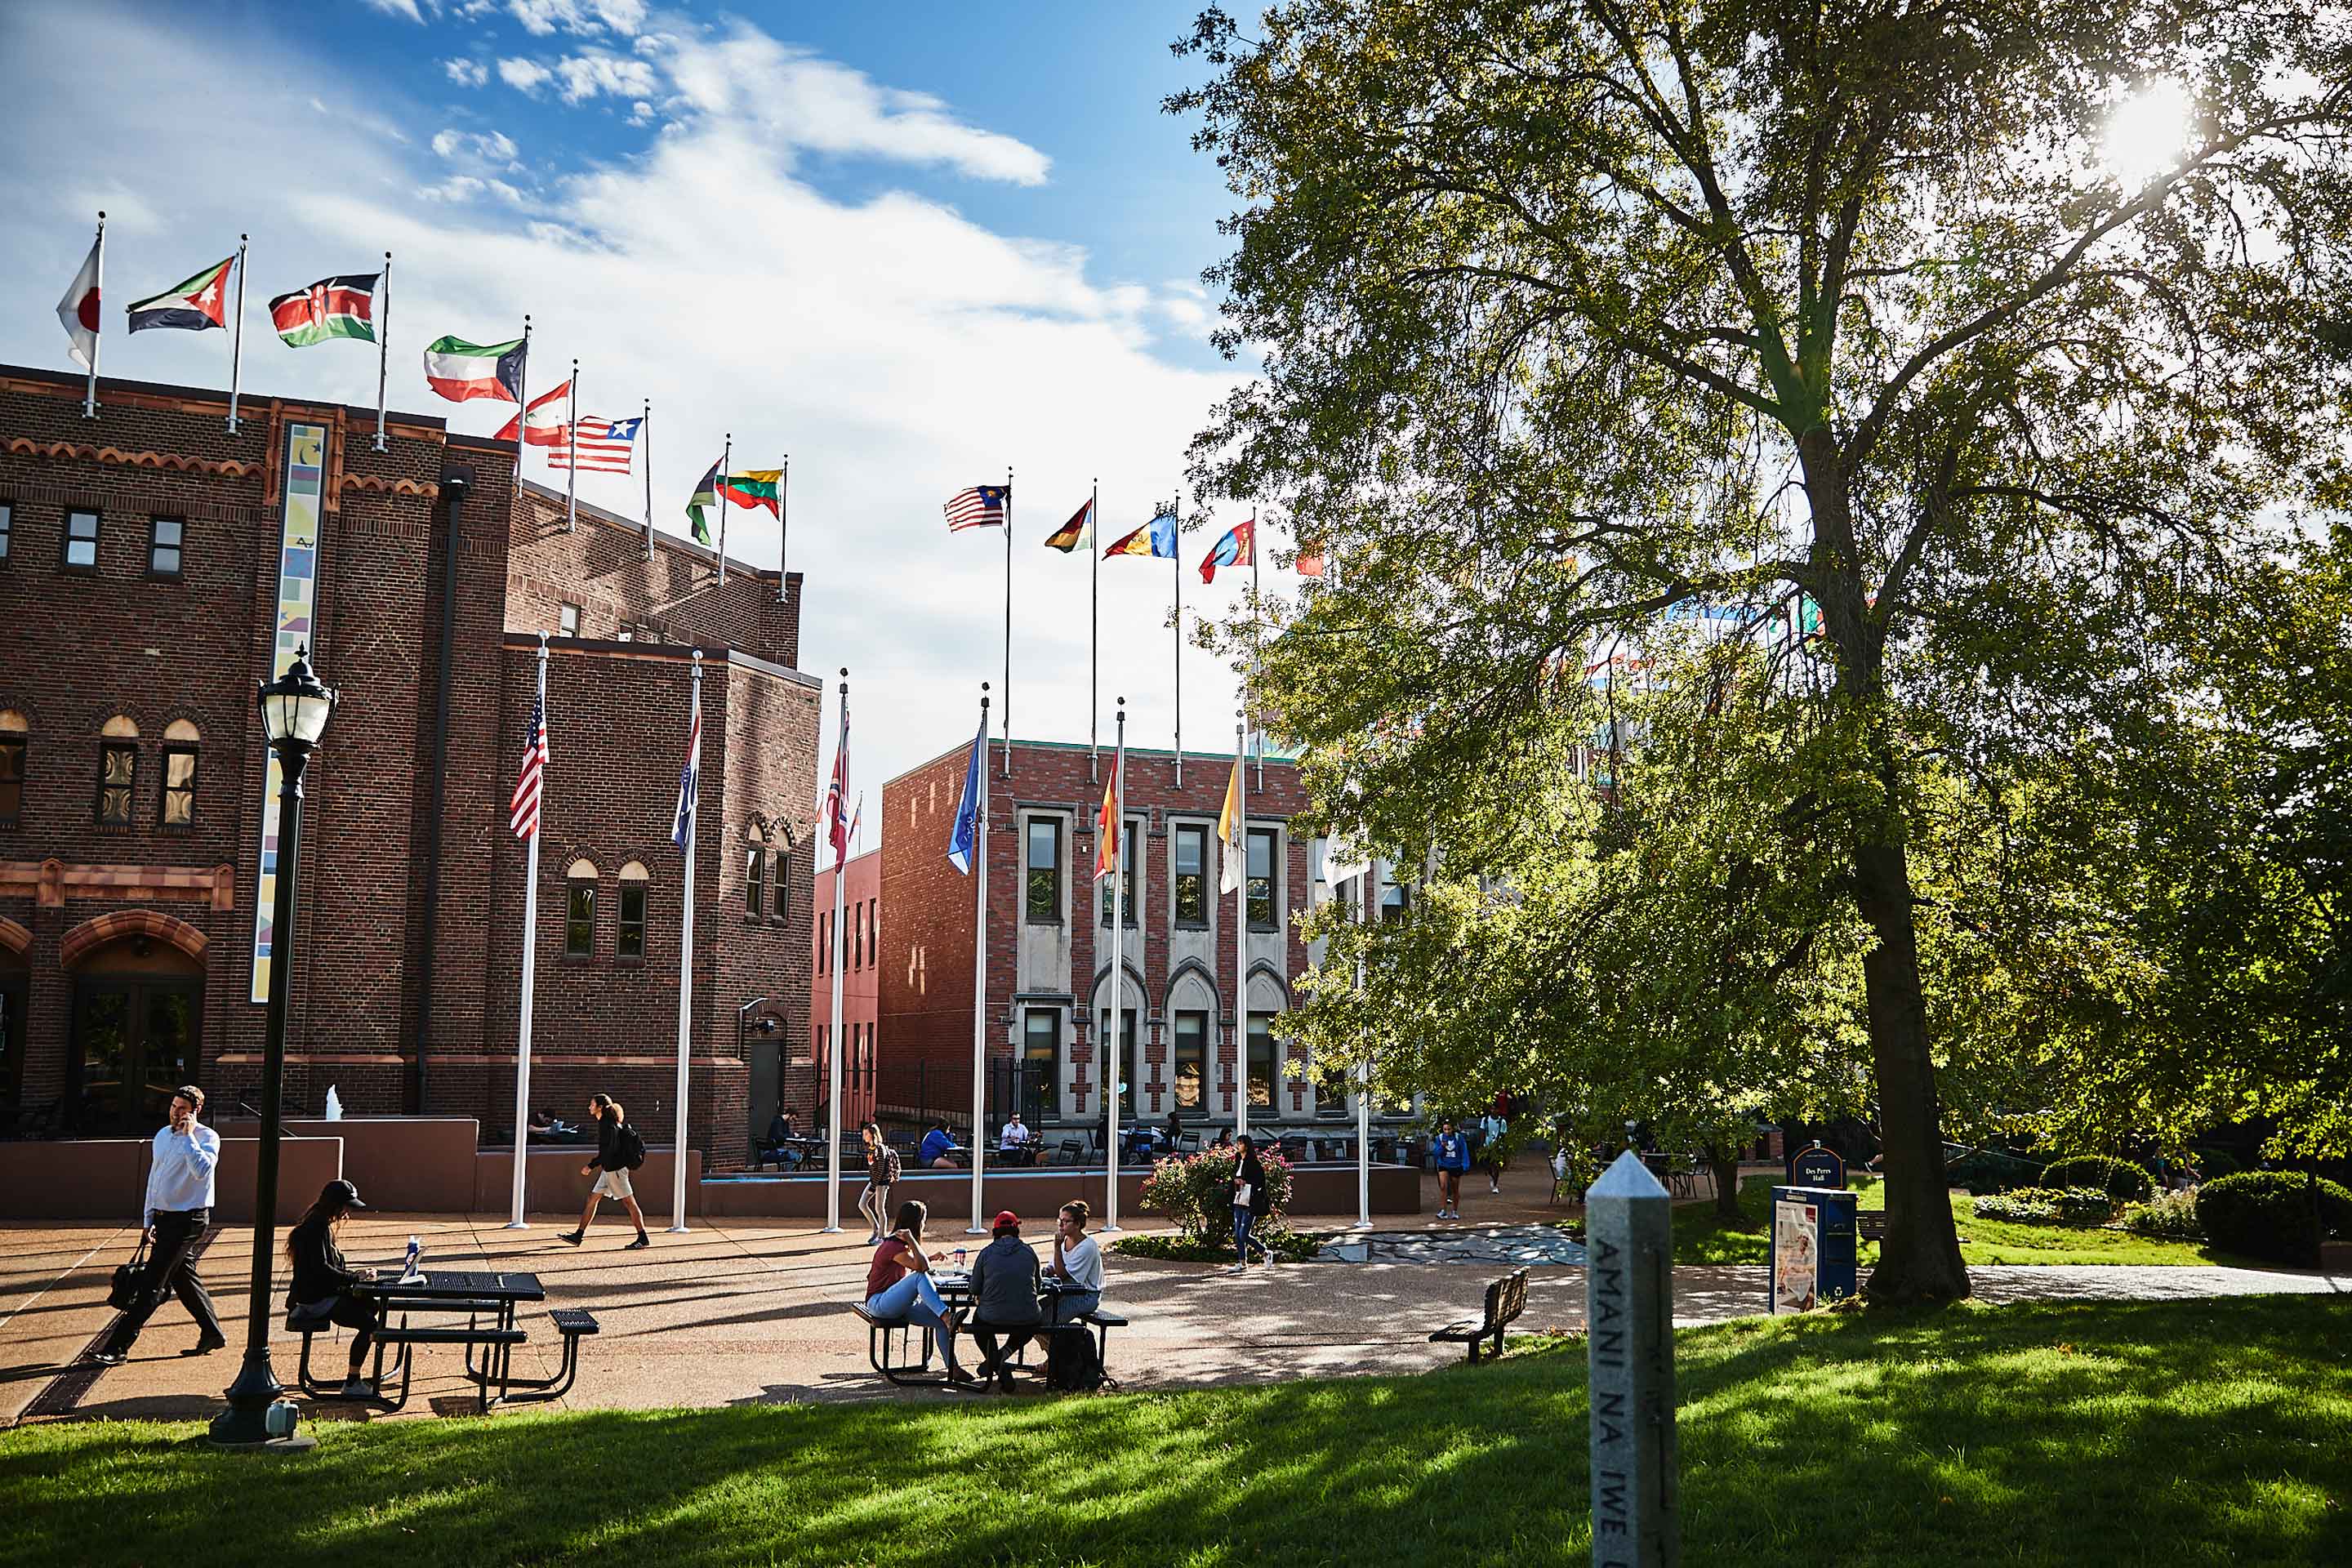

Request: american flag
left=510, top=696, right=548, bottom=839
left=564, top=415, right=641, bottom=474
left=943, top=483, right=1009, bottom=531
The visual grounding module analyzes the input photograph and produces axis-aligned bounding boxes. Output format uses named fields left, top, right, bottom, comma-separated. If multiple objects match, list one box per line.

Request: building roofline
left=2, top=361, right=452, bottom=439
left=517, top=477, right=800, bottom=588
left=499, top=631, right=820, bottom=689
left=882, top=733, right=1300, bottom=791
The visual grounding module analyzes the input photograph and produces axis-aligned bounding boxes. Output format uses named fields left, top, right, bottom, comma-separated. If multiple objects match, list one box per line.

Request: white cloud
left=627, top=99, right=654, bottom=127
left=553, top=48, right=658, bottom=105
left=508, top=0, right=644, bottom=37
left=443, top=57, right=489, bottom=88
left=417, top=174, right=486, bottom=202
left=432, top=127, right=519, bottom=163
left=363, top=0, right=424, bottom=21
left=498, top=56, right=554, bottom=93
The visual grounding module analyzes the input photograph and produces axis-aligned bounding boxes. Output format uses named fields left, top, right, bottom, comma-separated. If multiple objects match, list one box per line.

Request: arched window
left=96, top=716, right=138, bottom=826
left=743, top=825, right=767, bottom=920
left=0, top=711, right=25, bottom=828
left=565, top=858, right=599, bottom=957
left=617, top=861, right=649, bottom=960
left=160, top=719, right=200, bottom=827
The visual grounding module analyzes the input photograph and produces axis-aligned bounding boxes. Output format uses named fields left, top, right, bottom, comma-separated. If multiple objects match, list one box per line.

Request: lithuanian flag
left=720, top=470, right=782, bottom=517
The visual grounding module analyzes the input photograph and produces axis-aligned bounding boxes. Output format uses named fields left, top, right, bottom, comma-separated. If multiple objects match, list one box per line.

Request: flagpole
left=1173, top=488, right=1184, bottom=788
left=822, top=668, right=849, bottom=1234
left=1089, top=478, right=1100, bottom=785
left=670, top=649, right=703, bottom=1234
left=1253, top=501, right=1264, bottom=790
left=967, top=684, right=991, bottom=1236
left=516, top=315, right=532, bottom=480
left=83, top=212, right=105, bottom=421
left=642, top=399, right=654, bottom=561
left=565, top=359, right=579, bottom=531
left=1104, top=697, right=1125, bottom=1232
left=507, top=634, right=549, bottom=1230
left=717, top=432, right=732, bottom=586
left=226, top=235, right=248, bottom=435
left=1354, top=864, right=1373, bottom=1230
left=373, top=252, right=392, bottom=452
left=1234, top=710, right=1249, bottom=1143
left=779, top=454, right=791, bottom=603
left=1002, top=466, right=1013, bottom=779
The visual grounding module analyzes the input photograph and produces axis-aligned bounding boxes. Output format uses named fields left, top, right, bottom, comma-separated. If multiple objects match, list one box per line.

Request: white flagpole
left=1235, top=712, right=1250, bottom=1143
left=1090, top=479, right=1100, bottom=785
left=226, top=235, right=248, bottom=435
left=779, top=454, right=791, bottom=602
left=642, top=399, right=654, bottom=561
left=83, top=212, right=105, bottom=420
left=515, top=315, right=531, bottom=480
left=373, top=252, right=391, bottom=452
left=670, top=649, right=702, bottom=1233
left=1002, top=466, right=1013, bottom=778
left=822, top=669, right=849, bottom=1234
left=967, top=684, right=992, bottom=1236
left=1172, top=490, right=1183, bottom=788
left=1104, top=698, right=1125, bottom=1232
left=507, top=635, right=549, bottom=1229
left=717, top=433, right=732, bottom=586
left=565, top=359, right=579, bottom=531
left=1253, top=503, right=1264, bottom=791
left=1354, top=864, right=1373, bottom=1229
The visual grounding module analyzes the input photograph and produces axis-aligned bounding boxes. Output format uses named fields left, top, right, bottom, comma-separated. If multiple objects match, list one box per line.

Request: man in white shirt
left=88, top=1085, right=225, bottom=1365
left=999, top=1112, right=1032, bottom=1164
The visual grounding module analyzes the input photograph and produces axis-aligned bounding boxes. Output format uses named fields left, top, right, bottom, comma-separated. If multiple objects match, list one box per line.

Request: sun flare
left=2104, top=81, right=2193, bottom=189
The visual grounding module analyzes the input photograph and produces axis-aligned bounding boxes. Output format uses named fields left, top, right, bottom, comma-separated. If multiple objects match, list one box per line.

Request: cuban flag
left=946, top=710, right=986, bottom=874
left=671, top=706, right=701, bottom=851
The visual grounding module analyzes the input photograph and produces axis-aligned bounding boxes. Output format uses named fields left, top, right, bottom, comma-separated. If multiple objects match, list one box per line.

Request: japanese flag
left=56, top=236, right=100, bottom=372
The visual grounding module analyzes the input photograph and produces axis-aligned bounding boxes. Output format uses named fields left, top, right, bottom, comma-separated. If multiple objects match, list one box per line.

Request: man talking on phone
left=87, top=1085, right=225, bottom=1365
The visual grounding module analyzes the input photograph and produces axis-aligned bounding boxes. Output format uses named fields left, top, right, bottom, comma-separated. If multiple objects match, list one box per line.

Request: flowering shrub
left=1137, top=1144, right=1294, bottom=1247
left=1971, top=1186, right=2116, bottom=1226
left=2123, top=1188, right=2204, bottom=1240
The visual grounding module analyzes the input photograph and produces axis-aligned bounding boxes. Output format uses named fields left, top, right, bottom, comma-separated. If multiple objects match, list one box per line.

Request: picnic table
left=292, top=1268, right=599, bottom=1414
left=854, top=1268, right=1123, bottom=1388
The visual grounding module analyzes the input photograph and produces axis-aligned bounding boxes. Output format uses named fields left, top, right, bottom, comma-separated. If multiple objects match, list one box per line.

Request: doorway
left=69, top=938, right=203, bottom=1135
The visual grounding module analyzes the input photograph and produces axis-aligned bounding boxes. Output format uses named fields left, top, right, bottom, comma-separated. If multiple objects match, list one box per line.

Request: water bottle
left=403, top=1236, right=421, bottom=1281
left=952, top=1247, right=968, bottom=1270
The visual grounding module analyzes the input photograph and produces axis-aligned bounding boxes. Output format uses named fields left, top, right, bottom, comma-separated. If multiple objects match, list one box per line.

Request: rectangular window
left=854, top=901, right=865, bottom=968
left=745, top=845, right=765, bottom=918
left=1025, top=817, right=1062, bottom=923
left=96, top=742, right=136, bottom=826
left=1098, top=1006, right=1139, bottom=1114
left=1022, top=1009, right=1060, bottom=1126
left=1382, top=884, right=1412, bottom=924
left=159, top=745, right=197, bottom=827
left=1098, top=822, right=1139, bottom=926
left=1174, top=824, right=1208, bottom=926
left=63, top=509, right=99, bottom=570
left=565, top=881, right=597, bottom=957
left=148, top=517, right=184, bottom=577
left=617, top=883, right=646, bottom=960
left=1174, top=1010, right=1206, bottom=1111
left=817, top=911, right=829, bottom=973
left=0, top=737, right=23, bottom=825
left=868, top=898, right=879, bottom=957
left=1246, top=1012, right=1276, bottom=1109
left=0, top=501, right=13, bottom=560
left=558, top=602, right=581, bottom=637
left=1247, top=828, right=1278, bottom=930
left=769, top=850, right=787, bottom=923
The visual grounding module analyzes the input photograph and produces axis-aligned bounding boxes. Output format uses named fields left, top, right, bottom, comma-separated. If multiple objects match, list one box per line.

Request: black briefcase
left=107, top=1234, right=151, bottom=1311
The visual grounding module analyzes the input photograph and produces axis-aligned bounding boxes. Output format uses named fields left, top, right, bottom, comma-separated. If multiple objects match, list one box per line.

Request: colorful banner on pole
left=251, top=421, right=328, bottom=1002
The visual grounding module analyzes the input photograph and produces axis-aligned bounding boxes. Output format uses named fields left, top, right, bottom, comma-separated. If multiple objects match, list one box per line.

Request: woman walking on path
left=559, top=1093, right=649, bottom=1250
left=864, top=1199, right=974, bottom=1385
left=858, top=1122, right=901, bottom=1244
left=1228, top=1136, right=1272, bottom=1272
left=1432, top=1118, right=1472, bottom=1219
left=284, top=1178, right=382, bottom=1398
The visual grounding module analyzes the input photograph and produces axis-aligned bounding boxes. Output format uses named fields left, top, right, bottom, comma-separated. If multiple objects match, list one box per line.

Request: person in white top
left=88, top=1085, right=225, bottom=1365
left=1047, top=1199, right=1104, bottom=1323
left=999, top=1112, right=1031, bottom=1162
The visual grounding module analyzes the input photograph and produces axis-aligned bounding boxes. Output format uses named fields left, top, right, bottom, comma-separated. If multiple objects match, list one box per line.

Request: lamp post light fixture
left=211, top=644, right=339, bottom=1450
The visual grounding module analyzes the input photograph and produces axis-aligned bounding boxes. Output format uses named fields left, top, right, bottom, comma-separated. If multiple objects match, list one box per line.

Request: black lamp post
left=211, top=644, right=338, bottom=1449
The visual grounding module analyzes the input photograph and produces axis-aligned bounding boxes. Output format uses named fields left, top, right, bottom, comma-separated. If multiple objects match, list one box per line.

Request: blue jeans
left=1052, top=1290, right=1101, bottom=1324
left=866, top=1271, right=960, bottom=1365
left=1233, top=1205, right=1260, bottom=1264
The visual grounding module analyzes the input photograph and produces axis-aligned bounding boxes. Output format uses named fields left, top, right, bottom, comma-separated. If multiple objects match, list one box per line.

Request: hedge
left=2194, top=1172, right=2352, bottom=1266
left=1945, top=1149, right=2047, bottom=1196
left=2038, top=1155, right=2156, bottom=1203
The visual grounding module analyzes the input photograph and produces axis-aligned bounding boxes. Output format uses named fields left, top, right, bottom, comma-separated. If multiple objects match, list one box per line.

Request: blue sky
left=0, top=0, right=1286, bottom=803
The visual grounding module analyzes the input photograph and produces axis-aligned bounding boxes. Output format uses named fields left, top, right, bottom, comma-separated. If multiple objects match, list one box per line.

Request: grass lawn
left=1675, top=1174, right=2261, bottom=1267
left=5, top=1297, right=2348, bottom=1567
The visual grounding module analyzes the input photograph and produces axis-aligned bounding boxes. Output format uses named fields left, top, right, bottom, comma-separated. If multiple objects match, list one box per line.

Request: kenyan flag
left=270, top=274, right=378, bottom=347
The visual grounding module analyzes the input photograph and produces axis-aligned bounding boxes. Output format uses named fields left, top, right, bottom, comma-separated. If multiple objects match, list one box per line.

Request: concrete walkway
left=2, top=1200, right=2341, bottom=1427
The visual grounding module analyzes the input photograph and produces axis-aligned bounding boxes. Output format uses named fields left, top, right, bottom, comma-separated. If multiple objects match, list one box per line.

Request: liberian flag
left=1043, top=497, right=1094, bottom=554
left=492, top=379, right=572, bottom=447
left=720, top=470, right=782, bottom=517
left=1199, top=517, right=1255, bottom=583
left=1104, top=503, right=1178, bottom=560
left=422, top=333, right=525, bottom=403
left=270, top=274, right=377, bottom=347
left=56, top=234, right=101, bottom=371
left=127, top=256, right=234, bottom=333
left=672, top=704, right=702, bottom=851
left=564, top=416, right=641, bottom=474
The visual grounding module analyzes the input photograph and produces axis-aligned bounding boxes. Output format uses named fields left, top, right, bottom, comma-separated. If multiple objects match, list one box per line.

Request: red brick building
left=880, top=737, right=1376, bottom=1138
left=812, top=847, right=880, bottom=1129
left=0, top=364, right=817, bottom=1165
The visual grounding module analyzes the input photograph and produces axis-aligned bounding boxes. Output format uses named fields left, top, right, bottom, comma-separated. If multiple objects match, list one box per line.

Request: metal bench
left=489, top=1307, right=600, bottom=1404
left=373, top=1323, right=529, bottom=1413
left=852, top=1303, right=956, bottom=1388
left=288, top=1294, right=509, bottom=1407
left=1857, top=1210, right=1888, bottom=1242
left=1428, top=1269, right=1528, bottom=1363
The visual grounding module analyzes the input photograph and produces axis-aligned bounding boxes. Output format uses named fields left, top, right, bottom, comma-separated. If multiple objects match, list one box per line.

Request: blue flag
left=672, top=706, right=701, bottom=851
left=946, top=711, right=985, bottom=874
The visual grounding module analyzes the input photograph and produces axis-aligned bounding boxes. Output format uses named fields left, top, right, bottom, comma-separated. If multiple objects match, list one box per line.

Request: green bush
left=1945, top=1148, right=2047, bottom=1195
left=2194, top=1172, right=2352, bottom=1265
left=1972, top=1186, right=2117, bottom=1226
left=1137, top=1145, right=1294, bottom=1249
left=2038, top=1155, right=2155, bottom=1202
left=2124, top=1189, right=2204, bottom=1240
left=2189, top=1147, right=2243, bottom=1179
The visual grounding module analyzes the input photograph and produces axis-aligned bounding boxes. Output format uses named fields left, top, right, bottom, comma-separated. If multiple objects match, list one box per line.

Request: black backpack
left=1045, top=1323, right=1107, bottom=1392
left=617, top=1122, right=648, bottom=1170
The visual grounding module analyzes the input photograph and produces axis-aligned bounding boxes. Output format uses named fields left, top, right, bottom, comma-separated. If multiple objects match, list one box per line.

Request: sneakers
left=83, top=1349, right=127, bottom=1367
left=183, top=1332, right=229, bottom=1357
left=339, top=1378, right=376, bottom=1399
left=947, top=1365, right=979, bottom=1386
left=625, top=1233, right=651, bottom=1250
left=1227, top=1263, right=1250, bottom=1274
left=557, top=1230, right=585, bottom=1245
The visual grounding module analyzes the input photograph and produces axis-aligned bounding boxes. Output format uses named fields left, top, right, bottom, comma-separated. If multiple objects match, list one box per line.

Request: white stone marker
left=1585, top=1147, right=1679, bottom=1566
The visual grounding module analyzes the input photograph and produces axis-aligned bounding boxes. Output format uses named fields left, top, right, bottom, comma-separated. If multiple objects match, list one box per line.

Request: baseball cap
left=323, top=1178, right=368, bottom=1209
left=991, top=1209, right=1021, bottom=1232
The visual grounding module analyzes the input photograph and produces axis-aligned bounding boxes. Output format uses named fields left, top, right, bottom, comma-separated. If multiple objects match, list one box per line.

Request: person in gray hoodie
left=966, top=1209, right=1045, bottom=1392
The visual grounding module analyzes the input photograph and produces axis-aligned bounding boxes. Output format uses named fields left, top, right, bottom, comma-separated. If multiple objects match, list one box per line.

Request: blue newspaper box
left=1771, top=1185, right=1859, bottom=1313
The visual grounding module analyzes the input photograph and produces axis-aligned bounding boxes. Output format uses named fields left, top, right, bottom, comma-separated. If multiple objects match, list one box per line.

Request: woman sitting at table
left=284, top=1178, right=381, bottom=1399
left=865, top=1200, right=976, bottom=1385
left=1048, top=1200, right=1103, bottom=1323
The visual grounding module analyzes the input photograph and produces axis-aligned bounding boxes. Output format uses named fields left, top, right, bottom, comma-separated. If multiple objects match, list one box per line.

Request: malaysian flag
left=672, top=706, right=702, bottom=851
left=943, top=483, right=1009, bottom=531
left=510, top=697, right=548, bottom=839
left=564, top=415, right=642, bottom=474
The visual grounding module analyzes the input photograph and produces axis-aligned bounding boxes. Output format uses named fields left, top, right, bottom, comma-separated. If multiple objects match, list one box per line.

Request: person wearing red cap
left=967, top=1209, right=1044, bottom=1392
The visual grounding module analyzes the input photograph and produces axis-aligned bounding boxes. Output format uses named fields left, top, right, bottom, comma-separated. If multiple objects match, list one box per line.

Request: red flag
left=492, top=379, right=572, bottom=447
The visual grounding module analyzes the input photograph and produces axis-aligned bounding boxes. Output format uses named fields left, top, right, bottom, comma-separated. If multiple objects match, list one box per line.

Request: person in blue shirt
left=920, top=1122, right=957, bottom=1169
left=1431, top=1118, right=1472, bottom=1220
left=88, top=1085, right=225, bottom=1365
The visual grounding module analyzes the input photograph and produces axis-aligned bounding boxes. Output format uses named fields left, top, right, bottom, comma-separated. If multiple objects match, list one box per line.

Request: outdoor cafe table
left=357, top=1268, right=546, bottom=1405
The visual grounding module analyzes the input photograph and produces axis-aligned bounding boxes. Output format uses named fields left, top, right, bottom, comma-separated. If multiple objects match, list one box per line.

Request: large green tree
left=1172, top=1, right=2352, bottom=1300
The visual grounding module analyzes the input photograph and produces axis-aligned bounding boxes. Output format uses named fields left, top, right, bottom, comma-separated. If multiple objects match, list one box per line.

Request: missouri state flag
left=127, top=255, right=234, bottom=333
left=1199, top=517, right=1255, bottom=583
left=270, top=274, right=378, bottom=347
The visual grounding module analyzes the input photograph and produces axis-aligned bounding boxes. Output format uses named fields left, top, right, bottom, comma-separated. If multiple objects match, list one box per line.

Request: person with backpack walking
left=1432, top=1118, right=1472, bottom=1219
left=559, top=1092, right=649, bottom=1249
left=1228, top=1136, right=1272, bottom=1272
left=858, top=1122, right=900, bottom=1244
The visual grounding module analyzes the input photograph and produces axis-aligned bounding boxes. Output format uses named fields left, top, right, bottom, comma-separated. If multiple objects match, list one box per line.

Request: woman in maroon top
left=862, top=1199, right=974, bottom=1384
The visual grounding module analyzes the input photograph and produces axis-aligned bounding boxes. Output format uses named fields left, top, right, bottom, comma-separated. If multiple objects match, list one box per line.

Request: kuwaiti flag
left=1103, top=502, right=1178, bottom=559
left=56, top=235, right=101, bottom=372
left=270, top=274, right=377, bottom=347
left=126, top=256, right=234, bottom=333
left=492, top=379, right=572, bottom=447
left=422, top=333, right=526, bottom=403
left=1199, top=517, right=1256, bottom=583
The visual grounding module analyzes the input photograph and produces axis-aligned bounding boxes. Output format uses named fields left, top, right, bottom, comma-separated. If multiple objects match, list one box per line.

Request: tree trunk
left=1705, top=1141, right=1743, bottom=1219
